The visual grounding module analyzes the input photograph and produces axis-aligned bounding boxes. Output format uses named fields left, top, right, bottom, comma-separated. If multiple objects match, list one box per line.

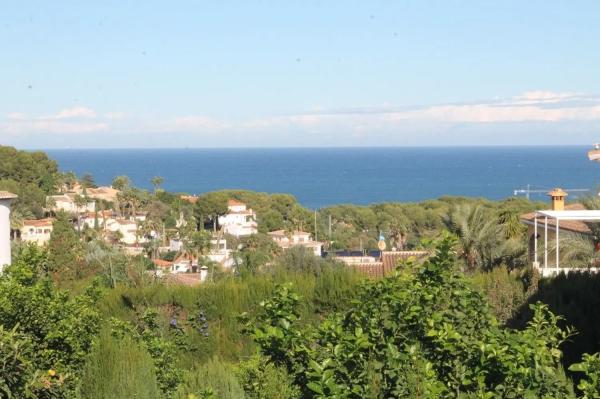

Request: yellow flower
left=47, top=369, right=56, bottom=377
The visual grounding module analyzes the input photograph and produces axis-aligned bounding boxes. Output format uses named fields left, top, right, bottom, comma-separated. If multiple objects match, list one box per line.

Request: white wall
left=0, top=199, right=12, bottom=271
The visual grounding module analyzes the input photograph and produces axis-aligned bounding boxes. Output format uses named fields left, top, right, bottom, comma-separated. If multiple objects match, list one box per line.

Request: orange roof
left=23, top=218, right=54, bottom=227
left=268, top=230, right=286, bottom=236
left=153, top=259, right=173, bottom=268
left=180, top=195, right=199, bottom=204
left=228, top=199, right=245, bottom=206
left=381, top=251, right=429, bottom=269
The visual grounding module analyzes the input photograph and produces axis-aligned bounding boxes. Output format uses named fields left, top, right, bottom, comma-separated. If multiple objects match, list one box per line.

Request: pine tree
left=47, top=211, right=83, bottom=279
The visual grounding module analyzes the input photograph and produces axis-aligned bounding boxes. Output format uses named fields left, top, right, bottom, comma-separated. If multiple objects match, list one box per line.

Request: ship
left=588, top=143, right=600, bottom=161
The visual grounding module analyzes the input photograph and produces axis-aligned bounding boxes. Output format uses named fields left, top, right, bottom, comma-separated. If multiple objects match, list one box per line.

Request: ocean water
left=45, top=147, right=600, bottom=209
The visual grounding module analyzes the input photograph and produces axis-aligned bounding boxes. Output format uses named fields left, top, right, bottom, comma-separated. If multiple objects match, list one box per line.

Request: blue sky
left=1, top=1, right=600, bottom=148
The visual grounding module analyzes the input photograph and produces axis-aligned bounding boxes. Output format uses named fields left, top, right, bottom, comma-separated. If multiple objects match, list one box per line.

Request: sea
left=45, top=147, right=600, bottom=209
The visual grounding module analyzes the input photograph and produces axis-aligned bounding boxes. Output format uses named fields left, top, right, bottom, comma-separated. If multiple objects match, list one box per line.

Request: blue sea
left=45, top=147, right=600, bottom=209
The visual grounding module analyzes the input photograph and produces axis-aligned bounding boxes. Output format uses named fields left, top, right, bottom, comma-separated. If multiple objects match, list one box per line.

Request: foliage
left=176, top=357, right=245, bottom=399
left=246, top=236, right=576, bottom=398
left=0, top=260, right=102, bottom=396
left=77, top=330, right=160, bottom=399
left=0, top=145, right=59, bottom=218
left=571, top=353, right=600, bottom=398
left=111, top=308, right=183, bottom=397
left=235, top=354, right=300, bottom=399
left=47, top=211, right=84, bottom=280
left=470, top=266, right=528, bottom=324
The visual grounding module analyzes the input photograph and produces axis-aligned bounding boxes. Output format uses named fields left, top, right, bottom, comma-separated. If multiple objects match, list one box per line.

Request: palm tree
left=387, top=220, right=409, bottom=251
left=151, top=176, right=164, bottom=193
left=73, top=195, right=90, bottom=234
left=446, top=204, right=503, bottom=272
left=9, top=209, right=32, bottom=240
left=554, top=232, right=600, bottom=269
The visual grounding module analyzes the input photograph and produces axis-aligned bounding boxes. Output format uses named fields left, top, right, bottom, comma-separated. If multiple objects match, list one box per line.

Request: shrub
left=78, top=330, right=160, bottom=399
left=176, top=357, right=245, bottom=399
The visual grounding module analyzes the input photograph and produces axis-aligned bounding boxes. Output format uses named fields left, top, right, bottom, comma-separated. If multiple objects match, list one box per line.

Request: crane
left=513, top=185, right=590, bottom=200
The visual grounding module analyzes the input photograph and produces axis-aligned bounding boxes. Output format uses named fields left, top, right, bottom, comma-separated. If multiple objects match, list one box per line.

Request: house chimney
left=0, top=192, right=18, bottom=272
left=548, top=188, right=568, bottom=211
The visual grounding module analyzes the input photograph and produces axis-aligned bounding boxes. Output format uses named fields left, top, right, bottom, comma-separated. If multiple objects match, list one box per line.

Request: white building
left=0, top=192, right=17, bottom=270
left=268, top=230, right=323, bottom=256
left=79, top=210, right=116, bottom=230
left=218, top=199, right=258, bottom=237
left=47, top=193, right=96, bottom=213
left=21, top=219, right=54, bottom=245
left=169, top=236, right=234, bottom=268
left=105, top=218, right=144, bottom=245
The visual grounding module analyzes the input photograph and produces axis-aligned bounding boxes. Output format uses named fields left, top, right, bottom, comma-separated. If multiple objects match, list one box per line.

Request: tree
left=73, top=194, right=91, bottom=234
left=80, top=173, right=96, bottom=189
left=195, top=192, right=229, bottom=231
left=47, top=211, right=84, bottom=279
left=246, top=236, right=576, bottom=398
left=0, top=259, right=102, bottom=395
left=181, top=229, right=212, bottom=262
left=112, top=175, right=131, bottom=191
left=446, top=204, right=504, bottom=271
left=151, top=176, right=164, bottom=193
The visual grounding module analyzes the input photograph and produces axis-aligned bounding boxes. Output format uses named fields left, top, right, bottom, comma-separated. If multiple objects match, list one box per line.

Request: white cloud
left=1, top=106, right=110, bottom=135
left=3, top=91, right=600, bottom=146
left=54, top=106, right=97, bottom=119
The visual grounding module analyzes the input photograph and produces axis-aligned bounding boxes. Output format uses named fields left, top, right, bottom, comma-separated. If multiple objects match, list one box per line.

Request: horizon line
left=28, top=144, right=594, bottom=151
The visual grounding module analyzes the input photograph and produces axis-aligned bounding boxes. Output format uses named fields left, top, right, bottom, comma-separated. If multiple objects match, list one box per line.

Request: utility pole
left=328, top=214, right=332, bottom=237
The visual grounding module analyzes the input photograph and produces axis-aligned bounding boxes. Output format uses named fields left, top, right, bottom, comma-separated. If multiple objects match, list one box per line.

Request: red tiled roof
left=23, top=218, right=54, bottom=227
left=228, top=199, right=245, bottom=206
left=382, top=251, right=429, bottom=270
left=348, top=251, right=429, bottom=279
left=153, top=259, right=173, bottom=268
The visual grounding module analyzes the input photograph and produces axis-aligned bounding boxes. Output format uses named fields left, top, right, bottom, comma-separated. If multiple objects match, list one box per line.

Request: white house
left=105, top=218, right=144, bottom=245
left=0, top=191, right=17, bottom=270
left=21, top=218, right=54, bottom=245
left=218, top=199, right=258, bottom=237
left=47, top=193, right=95, bottom=213
left=79, top=210, right=117, bottom=230
left=268, top=230, right=323, bottom=256
left=206, top=237, right=234, bottom=268
left=169, top=236, right=234, bottom=268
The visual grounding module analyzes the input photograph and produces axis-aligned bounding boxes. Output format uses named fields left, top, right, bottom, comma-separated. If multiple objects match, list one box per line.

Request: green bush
left=176, top=357, right=245, bottom=399
left=78, top=331, right=160, bottom=399
left=235, top=354, right=300, bottom=399
left=246, top=236, right=576, bottom=398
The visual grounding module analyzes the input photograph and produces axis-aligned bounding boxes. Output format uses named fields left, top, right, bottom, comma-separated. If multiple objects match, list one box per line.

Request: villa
left=268, top=230, right=324, bottom=256
left=47, top=193, right=96, bottom=213
left=21, top=218, right=54, bottom=245
left=105, top=218, right=143, bottom=245
left=218, top=199, right=258, bottom=237
left=169, top=236, right=234, bottom=268
left=520, top=188, right=600, bottom=277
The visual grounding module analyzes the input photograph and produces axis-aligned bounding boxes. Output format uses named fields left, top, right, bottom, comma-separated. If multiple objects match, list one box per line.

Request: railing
left=533, top=262, right=600, bottom=277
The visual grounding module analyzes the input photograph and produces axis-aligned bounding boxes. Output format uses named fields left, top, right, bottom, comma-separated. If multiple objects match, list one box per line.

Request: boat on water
left=588, top=143, right=600, bottom=161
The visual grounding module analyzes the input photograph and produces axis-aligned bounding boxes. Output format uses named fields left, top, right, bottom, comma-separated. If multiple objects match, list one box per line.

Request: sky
left=1, top=1, right=600, bottom=148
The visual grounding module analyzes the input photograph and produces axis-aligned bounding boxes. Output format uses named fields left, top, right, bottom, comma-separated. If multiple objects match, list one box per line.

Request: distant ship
left=588, top=143, right=600, bottom=161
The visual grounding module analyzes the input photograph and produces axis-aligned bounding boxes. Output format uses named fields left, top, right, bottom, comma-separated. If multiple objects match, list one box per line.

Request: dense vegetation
left=5, top=144, right=600, bottom=397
